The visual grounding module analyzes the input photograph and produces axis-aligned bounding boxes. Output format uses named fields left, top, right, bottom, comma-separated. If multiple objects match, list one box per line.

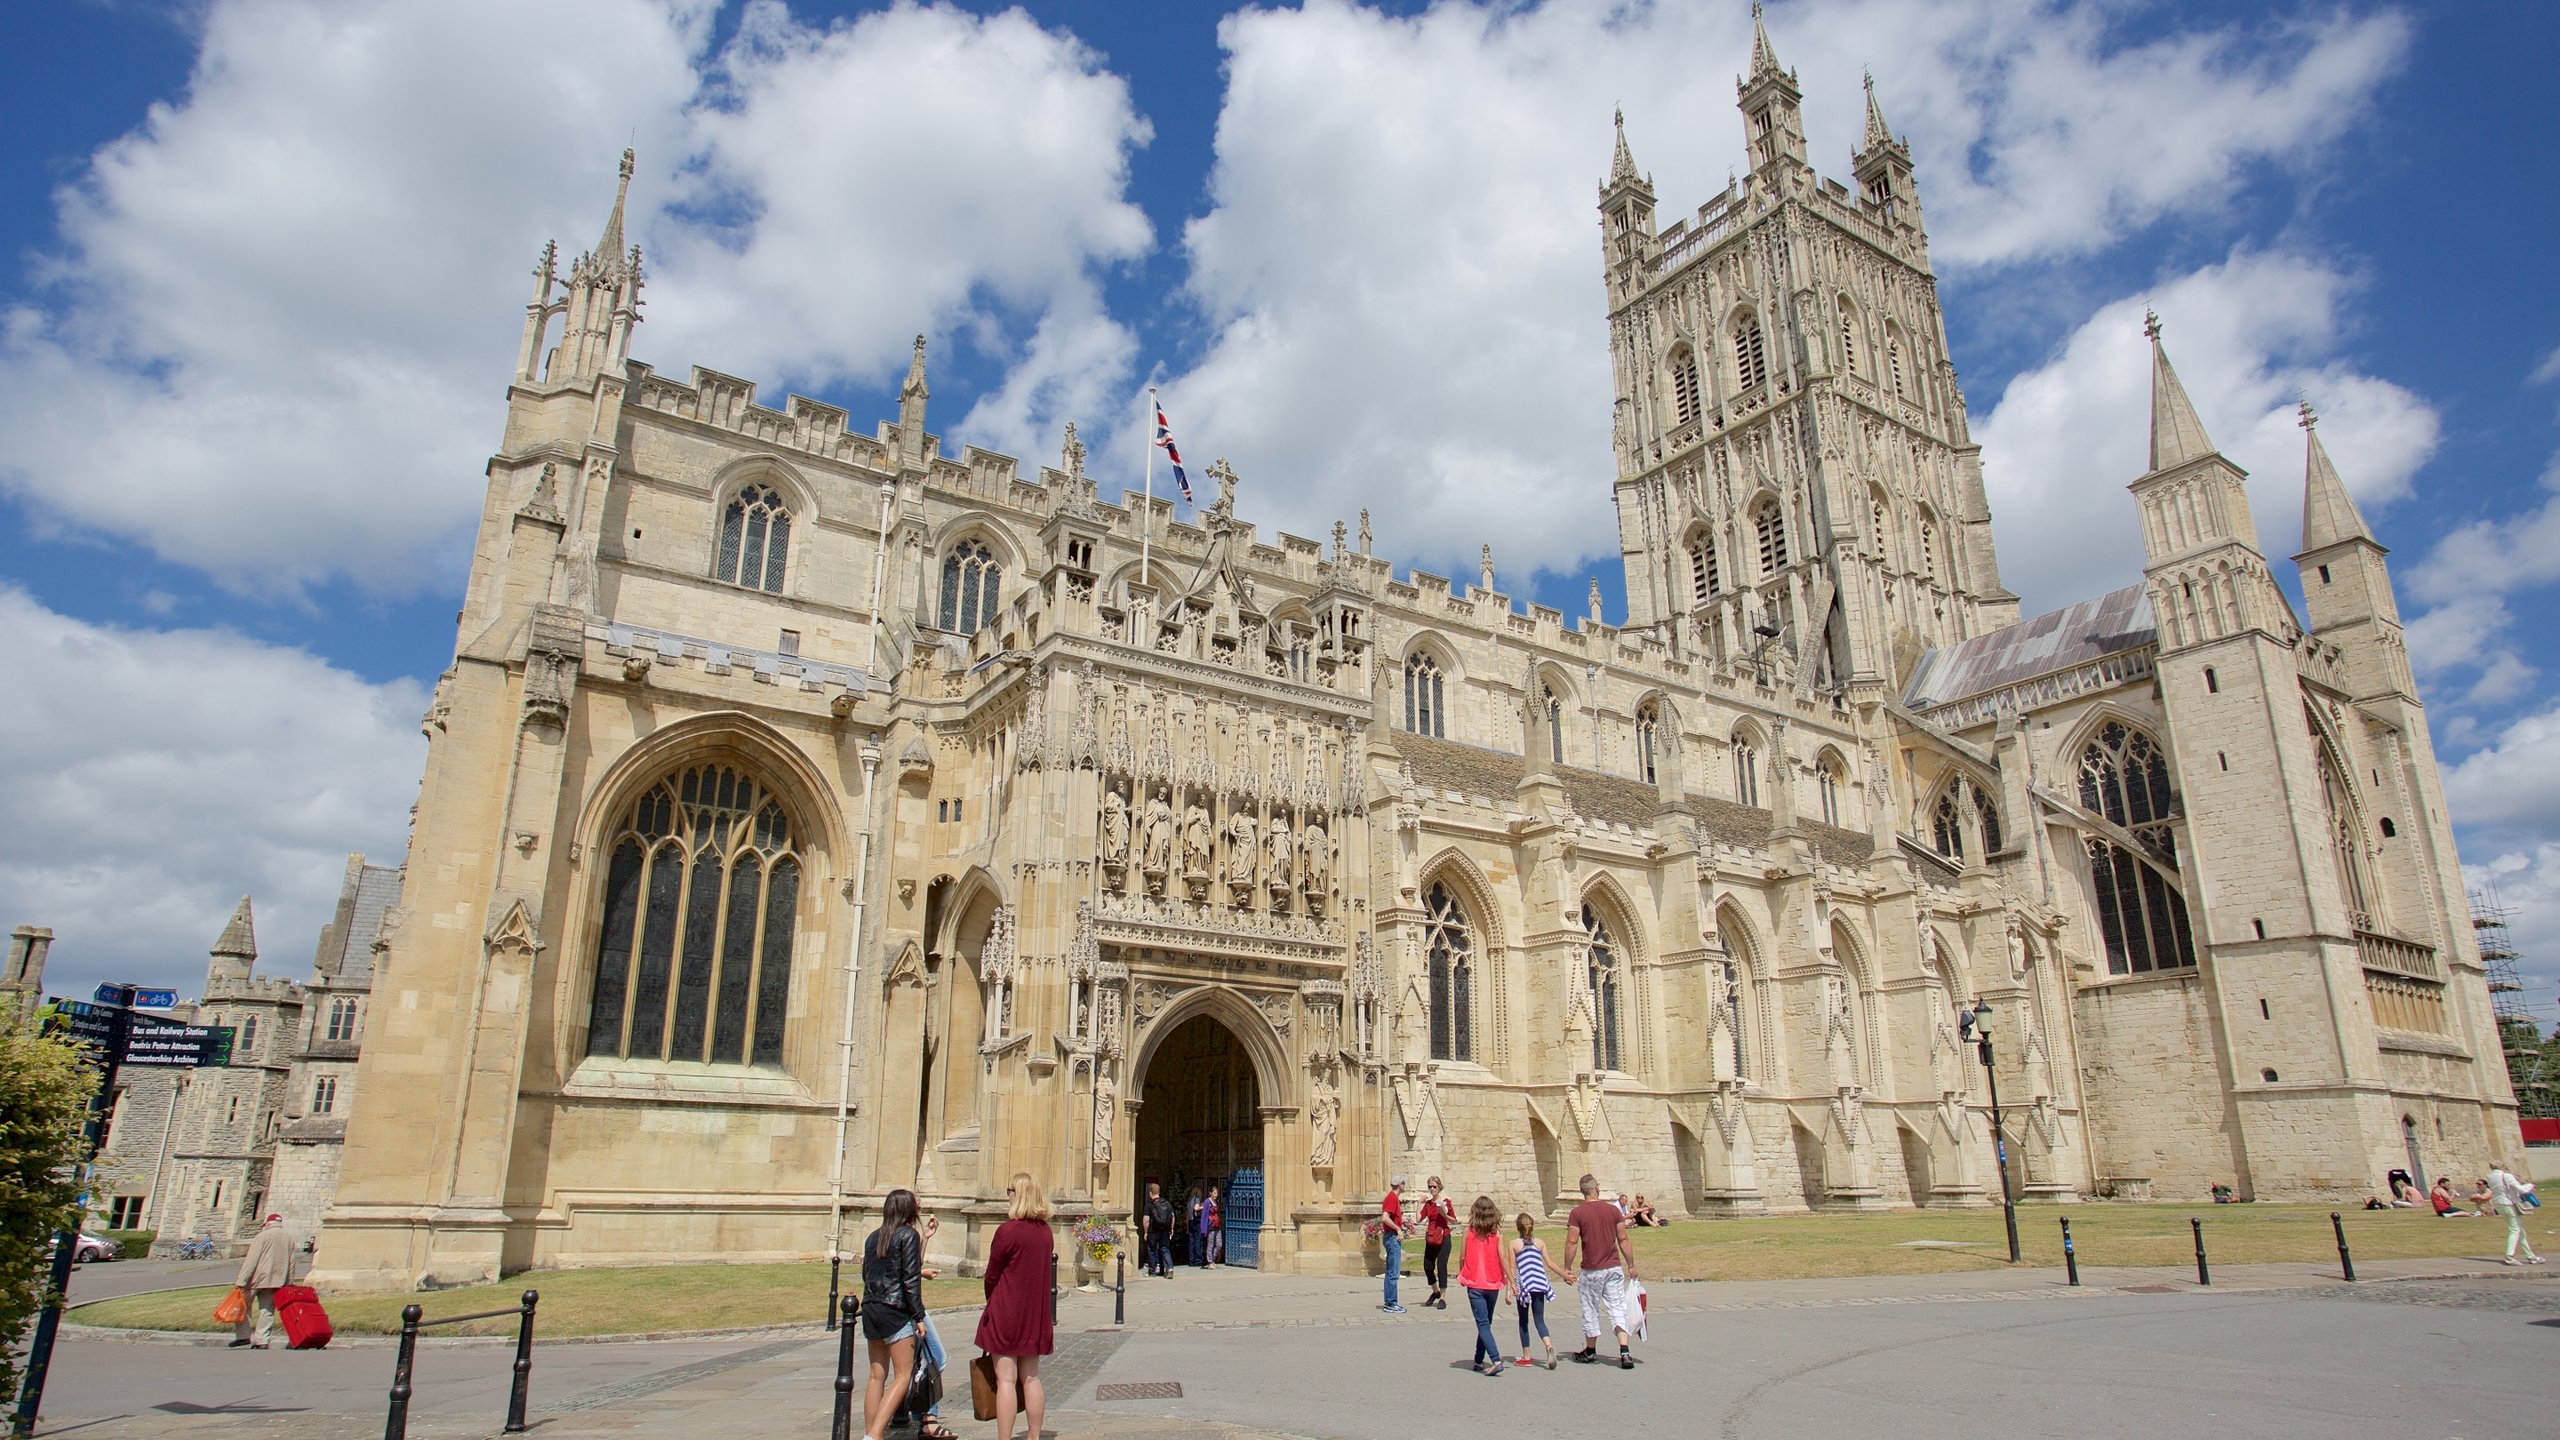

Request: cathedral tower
left=1605, top=22, right=2013, bottom=695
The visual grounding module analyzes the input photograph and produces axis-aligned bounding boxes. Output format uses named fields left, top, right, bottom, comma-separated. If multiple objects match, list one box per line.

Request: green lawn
left=1537, top=1201, right=2554, bottom=1281
left=73, top=1265, right=982, bottom=1339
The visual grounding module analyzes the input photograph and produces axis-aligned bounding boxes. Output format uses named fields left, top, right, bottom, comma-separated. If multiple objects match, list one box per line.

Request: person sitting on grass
left=2430, top=1176, right=2473, bottom=1217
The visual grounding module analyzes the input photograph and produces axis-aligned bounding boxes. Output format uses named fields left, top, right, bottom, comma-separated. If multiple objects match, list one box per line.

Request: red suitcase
left=274, top=1285, right=332, bottom=1350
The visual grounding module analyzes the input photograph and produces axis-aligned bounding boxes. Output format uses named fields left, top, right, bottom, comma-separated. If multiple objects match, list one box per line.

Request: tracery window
left=2315, top=724, right=2372, bottom=926
left=1733, top=731, right=1761, bottom=808
left=939, top=539, right=1001, bottom=633
left=1543, top=683, right=1566, bottom=765
left=323, top=996, right=359, bottom=1043
left=1424, top=881, right=1474, bottom=1062
left=1689, top=535, right=1722, bottom=603
left=1582, top=904, right=1626, bottom=1073
left=2078, top=723, right=2195, bottom=975
left=1719, top=957, right=1749, bottom=1080
left=1886, top=323, right=1908, bottom=400
left=1932, top=790, right=1965, bottom=860
left=1669, top=345, right=1702, bottom=427
left=1975, top=786, right=2003, bottom=855
left=1917, top=509, right=1940, bottom=583
left=586, top=763, right=802, bottom=1065
left=1753, top=499, right=1788, bottom=576
left=1636, top=702, right=1662, bottom=786
left=1405, top=652, right=1446, bottom=738
left=1869, top=491, right=1891, bottom=563
left=1732, top=311, right=1768, bottom=391
left=1816, top=754, right=1843, bottom=827
left=715, top=485, right=792, bottom=594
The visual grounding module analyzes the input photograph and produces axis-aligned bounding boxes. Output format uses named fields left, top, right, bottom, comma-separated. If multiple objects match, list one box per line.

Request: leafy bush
left=99, top=1229, right=154, bottom=1256
left=1, top=1012, right=96, bottom=1399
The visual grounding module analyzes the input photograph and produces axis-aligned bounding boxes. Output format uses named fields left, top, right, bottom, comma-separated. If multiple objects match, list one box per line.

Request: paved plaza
left=32, top=1257, right=2558, bottom=1438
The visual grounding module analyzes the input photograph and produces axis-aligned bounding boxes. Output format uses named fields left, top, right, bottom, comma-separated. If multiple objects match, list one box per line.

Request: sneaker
left=227, top=1339, right=251, bottom=1349
left=1545, top=1354, right=1558, bottom=1371
left=1572, top=1348, right=1599, bottom=1364
left=2532, top=1256, right=2548, bottom=1265
left=1514, top=1357, right=1535, bottom=1367
left=1618, top=1351, right=1635, bottom=1370
left=2502, top=1257, right=2520, bottom=1265
left=1384, top=1303, right=1408, bottom=1314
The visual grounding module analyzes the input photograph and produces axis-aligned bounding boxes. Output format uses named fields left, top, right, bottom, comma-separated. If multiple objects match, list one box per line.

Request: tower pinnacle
left=212, top=895, right=258, bottom=959
left=1609, top=106, right=1640, bottom=185
left=2144, top=311, right=2217, bottom=473
left=2298, top=400, right=2375, bottom=551
left=594, top=147, right=635, bottom=272
left=1749, top=1, right=1784, bottom=80
left=900, top=334, right=929, bottom=403
left=1861, top=69, right=1898, bottom=153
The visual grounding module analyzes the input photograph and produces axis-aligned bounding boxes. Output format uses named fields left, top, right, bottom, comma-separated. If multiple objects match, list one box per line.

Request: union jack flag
left=1154, top=401, right=1192, bottom=502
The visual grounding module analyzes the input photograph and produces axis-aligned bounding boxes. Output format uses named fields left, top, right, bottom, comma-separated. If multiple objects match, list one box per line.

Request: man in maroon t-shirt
left=1558, top=1172, right=1637, bottom=1368
left=1378, top=1178, right=1411, bottom=1312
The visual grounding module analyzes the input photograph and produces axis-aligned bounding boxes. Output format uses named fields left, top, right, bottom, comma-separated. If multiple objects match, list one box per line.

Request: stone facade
left=313, top=26, right=2517, bottom=1291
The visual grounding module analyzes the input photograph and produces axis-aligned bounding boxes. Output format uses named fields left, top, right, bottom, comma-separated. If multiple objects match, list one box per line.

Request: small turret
left=1736, top=2, right=1808, bottom=173
left=208, top=895, right=258, bottom=987
left=897, top=335, right=931, bottom=468
left=1851, top=71, right=1921, bottom=227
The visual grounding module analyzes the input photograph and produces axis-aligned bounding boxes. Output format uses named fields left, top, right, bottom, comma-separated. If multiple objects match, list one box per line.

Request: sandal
left=921, top=1424, right=961, bottom=1440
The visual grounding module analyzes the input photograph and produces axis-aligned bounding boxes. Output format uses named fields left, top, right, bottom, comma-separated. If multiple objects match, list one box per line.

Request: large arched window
left=1424, top=881, right=1473, bottom=1062
left=1405, top=652, right=1446, bottom=738
left=1582, top=903, right=1625, bottom=1073
left=586, top=763, right=802, bottom=1065
left=1543, top=682, right=1566, bottom=765
left=1668, top=344, right=1702, bottom=427
left=2314, top=722, right=2372, bottom=926
left=1732, top=310, right=1768, bottom=391
left=1689, top=534, right=1722, bottom=604
left=1733, top=730, right=1762, bottom=808
left=939, top=539, right=1001, bottom=633
left=1636, top=701, right=1662, bottom=785
left=2078, top=722, right=2195, bottom=975
left=715, top=485, right=791, bottom=594
left=1753, top=499, right=1789, bottom=576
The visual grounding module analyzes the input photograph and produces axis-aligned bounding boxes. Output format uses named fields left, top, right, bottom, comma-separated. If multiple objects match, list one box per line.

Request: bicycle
left=173, top=1233, right=222, bottom=1262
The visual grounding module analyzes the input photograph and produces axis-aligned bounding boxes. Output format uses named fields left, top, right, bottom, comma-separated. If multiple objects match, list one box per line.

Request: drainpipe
left=828, top=739, right=885, bottom=1267
left=866, top=483, right=895, bottom=672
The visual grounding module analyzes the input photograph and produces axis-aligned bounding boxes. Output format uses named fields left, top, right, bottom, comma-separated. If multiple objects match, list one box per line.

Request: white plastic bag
left=1625, top=1277, right=1649, bottom=1341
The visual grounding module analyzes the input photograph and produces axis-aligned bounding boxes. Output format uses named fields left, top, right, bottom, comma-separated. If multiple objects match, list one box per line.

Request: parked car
left=46, top=1232, right=119, bottom=1263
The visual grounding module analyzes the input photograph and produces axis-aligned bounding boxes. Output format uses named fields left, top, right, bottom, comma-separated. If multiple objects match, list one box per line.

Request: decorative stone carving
left=1092, top=1070, right=1115, bottom=1163
left=1309, top=1072, right=1341, bottom=1170
left=1141, top=788, right=1175, bottom=891
left=1225, top=811, right=1258, bottom=901
left=1265, top=813, right=1294, bottom=897
left=1299, top=814, right=1330, bottom=911
left=1100, top=786, right=1131, bottom=874
left=1181, top=800, right=1213, bottom=891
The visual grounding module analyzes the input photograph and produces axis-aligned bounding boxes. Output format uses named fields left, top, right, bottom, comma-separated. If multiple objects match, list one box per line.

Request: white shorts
left=1577, top=1265, right=1628, bottom=1338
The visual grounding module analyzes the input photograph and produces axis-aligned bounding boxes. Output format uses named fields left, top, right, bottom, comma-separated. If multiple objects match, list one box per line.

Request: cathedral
left=312, top=18, right=2520, bottom=1288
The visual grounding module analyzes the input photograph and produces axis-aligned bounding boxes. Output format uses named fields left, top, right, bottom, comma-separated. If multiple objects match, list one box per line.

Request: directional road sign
left=120, top=1021, right=235, bottom=1068
left=96, top=983, right=180, bottom=1009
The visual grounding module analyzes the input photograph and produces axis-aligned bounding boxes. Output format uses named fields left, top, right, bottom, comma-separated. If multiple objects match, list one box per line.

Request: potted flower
left=1068, top=1214, right=1121, bottom=1289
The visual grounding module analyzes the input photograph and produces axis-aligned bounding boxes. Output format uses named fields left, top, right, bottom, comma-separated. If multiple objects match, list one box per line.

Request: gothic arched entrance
left=1134, top=1012, right=1264, bottom=1266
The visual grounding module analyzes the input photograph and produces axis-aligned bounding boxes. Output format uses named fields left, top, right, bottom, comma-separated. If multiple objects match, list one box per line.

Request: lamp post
left=1961, top=999, right=2021, bottom=1264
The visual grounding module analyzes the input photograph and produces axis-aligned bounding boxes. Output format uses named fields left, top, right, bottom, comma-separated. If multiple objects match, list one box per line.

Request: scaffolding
left=2475, top=886, right=2555, bottom=1119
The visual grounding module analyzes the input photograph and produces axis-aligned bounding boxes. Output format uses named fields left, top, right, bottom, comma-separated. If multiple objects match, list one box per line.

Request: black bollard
left=384, top=1303, right=422, bottom=1440
left=827, top=1254, right=842, bottom=1330
left=2190, top=1217, right=2210, bottom=1286
left=2060, top=1217, right=2079, bottom=1287
left=1113, top=1247, right=1127, bottom=1327
left=2331, top=1211, right=2356, bottom=1282
left=503, top=1290, right=538, bottom=1434
left=830, top=1295, right=860, bottom=1440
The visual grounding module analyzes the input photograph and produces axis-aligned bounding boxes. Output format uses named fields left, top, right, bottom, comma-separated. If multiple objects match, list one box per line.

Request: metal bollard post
left=503, top=1290, right=538, bottom=1434
left=384, top=1304, right=422, bottom=1440
left=1113, top=1247, right=1126, bottom=1327
left=2060, top=1217, right=2079, bottom=1287
left=2331, top=1211, right=2356, bottom=1282
left=830, top=1295, right=860, bottom=1440
left=2190, top=1218, right=2210, bottom=1286
left=827, top=1254, right=842, bottom=1330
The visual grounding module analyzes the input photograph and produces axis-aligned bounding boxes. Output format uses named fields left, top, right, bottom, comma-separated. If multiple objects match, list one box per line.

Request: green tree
left=1, top=1012, right=94, bottom=1401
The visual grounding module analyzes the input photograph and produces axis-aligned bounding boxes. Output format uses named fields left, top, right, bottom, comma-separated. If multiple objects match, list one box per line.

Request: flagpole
left=1141, top=385, right=1156, bottom=592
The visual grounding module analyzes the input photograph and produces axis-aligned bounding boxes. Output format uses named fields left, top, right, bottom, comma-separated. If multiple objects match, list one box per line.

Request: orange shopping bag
left=213, top=1287, right=248, bottom=1325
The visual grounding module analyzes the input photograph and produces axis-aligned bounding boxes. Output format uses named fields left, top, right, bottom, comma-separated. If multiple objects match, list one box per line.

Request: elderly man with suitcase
left=229, top=1214, right=297, bottom=1350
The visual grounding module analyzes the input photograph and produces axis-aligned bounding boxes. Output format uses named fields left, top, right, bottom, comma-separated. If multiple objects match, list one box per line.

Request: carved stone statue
left=1100, top=787, right=1131, bottom=869
left=1092, top=1071, right=1116, bottom=1163
left=1309, top=1081, right=1340, bottom=1170
left=1299, top=815, right=1330, bottom=902
left=1181, top=800, right=1213, bottom=882
left=1225, top=811, right=1258, bottom=899
left=1265, top=814, right=1294, bottom=895
left=1141, top=790, right=1176, bottom=880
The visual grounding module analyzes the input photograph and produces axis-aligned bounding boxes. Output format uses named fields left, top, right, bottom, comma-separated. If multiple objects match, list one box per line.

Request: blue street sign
left=52, top=999, right=109, bottom=1018
left=128, top=988, right=179, bottom=1010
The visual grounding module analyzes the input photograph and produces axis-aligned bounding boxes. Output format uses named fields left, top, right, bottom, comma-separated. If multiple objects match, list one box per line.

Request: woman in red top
left=1457, top=1195, right=1515, bottom=1376
left=975, top=1172, right=1056, bottom=1440
left=1419, top=1176, right=1457, bottom=1309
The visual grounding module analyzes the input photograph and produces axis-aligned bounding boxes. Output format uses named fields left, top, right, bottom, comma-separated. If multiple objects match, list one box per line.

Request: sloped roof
left=1903, top=584, right=2155, bottom=711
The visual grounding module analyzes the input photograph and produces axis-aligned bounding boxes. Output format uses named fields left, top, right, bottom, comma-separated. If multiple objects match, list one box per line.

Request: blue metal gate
left=1223, top=1167, right=1263, bottom=1268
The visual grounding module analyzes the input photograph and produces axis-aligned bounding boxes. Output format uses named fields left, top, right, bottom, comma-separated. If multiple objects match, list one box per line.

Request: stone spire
left=594, top=147, right=635, bottom=271
left=212, top=895, right=258, bottom=960
left=1861, top=69, right=1899, bottom=153
left=1748, top=1, right=1784, bottom=81
left=896, top=334, right=930, bottom=466
left=2297, top=401, right=2375, bottom=552
left=2144, top=311, right=2217, bottom=473
left=1609, top=106, right=1640, bottom=185
left=899, top=333, right=929, bottom=405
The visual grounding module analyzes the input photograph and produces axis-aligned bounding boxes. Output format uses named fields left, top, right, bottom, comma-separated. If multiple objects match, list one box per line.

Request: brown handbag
left=969, top=1354, right=1001, bottom=1422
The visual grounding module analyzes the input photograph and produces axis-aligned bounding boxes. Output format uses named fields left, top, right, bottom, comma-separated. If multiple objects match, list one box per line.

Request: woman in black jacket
left=860, top=1188, right=926, bottom=1440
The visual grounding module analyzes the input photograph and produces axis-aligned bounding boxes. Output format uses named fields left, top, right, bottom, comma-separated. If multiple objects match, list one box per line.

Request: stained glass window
left=939, top=539, right=1001, bottom=633
left=1405, top=652, right=1445, bottom=738
left=1583, top=904, right=1625, bottom=1073
left=1425, top=882, right=1472, bottom=1062
left=715, top=485, right=791, bottom=593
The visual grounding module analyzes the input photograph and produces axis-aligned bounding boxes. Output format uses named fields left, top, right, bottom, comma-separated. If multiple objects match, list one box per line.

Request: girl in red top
left=1457, top=1195, right=1515, bottom=1377
left=975, top=1172, right=1055, bottom=1440
left=1419, top=1177, right=1457, bottom=1309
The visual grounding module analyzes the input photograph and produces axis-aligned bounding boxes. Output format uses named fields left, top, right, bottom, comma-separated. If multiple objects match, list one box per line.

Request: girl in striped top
left=1512, top=1213, right=1555, bottom=1369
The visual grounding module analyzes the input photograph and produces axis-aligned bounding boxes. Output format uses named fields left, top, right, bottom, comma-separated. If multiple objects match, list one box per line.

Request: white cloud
left=1159, top=0, right=2411, bottom=584
left=1972, top=249, right=2440, bottom=615
left=0, top=587, right=425, bottom=1003
left=0, top=0, right=1150, bottom=597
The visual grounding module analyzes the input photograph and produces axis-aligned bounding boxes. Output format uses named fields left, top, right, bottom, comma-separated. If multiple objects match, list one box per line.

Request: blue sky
left=4, top=0, right=2558, bottom=1031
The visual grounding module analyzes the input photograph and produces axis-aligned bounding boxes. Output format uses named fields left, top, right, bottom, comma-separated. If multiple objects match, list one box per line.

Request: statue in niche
left=1299, top=814, right=1330, bottom=908
left=1092, top=1070, right=1115, bottom=1163
left=1141, top=788, right=1176, bottom=886
left=1265, top=813, right=1294, bottom=897
left=1225, top=810, right=1258, bottom=901
left=1100, top=787, right=1131, bottom=872
left=1309, top=1079, right=1340, bottom=1170
left=1181, top=800, right=1214, bottom=887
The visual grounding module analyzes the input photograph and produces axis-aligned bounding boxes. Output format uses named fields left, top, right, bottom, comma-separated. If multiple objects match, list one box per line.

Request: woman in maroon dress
left=975, top=1170, right=1055, bottom=1440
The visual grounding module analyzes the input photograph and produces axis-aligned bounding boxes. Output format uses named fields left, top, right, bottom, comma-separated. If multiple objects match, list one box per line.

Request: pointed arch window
left=1752, top=499, right=1789, bottom=577
left=1689, top=534, right=1722, bottom=604
left=1974, top=786, right=2003, bottom=855
left=939, top=538, right=1001, bottom=633
left=2078, top=722, right=2195, bottom=976
left=1543, top=683, right=1566, bottom=765
left=2313, top=722, right=2372, bottom=926
left=1917, top=508, right=1940, bottom=584
left=715, top=485, right=791, bottom=594
left=1636, top=701, right=1662, bottom=786
left=586, top=762, right=802, bottom=1065
left=1816, top=753, right=1844, bottom=828
left=1669, top=345, right=1702, bottom=427
left=1582, top=904, right=1626, bottom=1073
left=1869, top=490, right=1891, bottom=563
left=1885, top=322, right=1908, bottom=400
left=1733, top=731, right=1761, bottom=808
left=1932, top=790, right=1965, bottom=861
left=2079, top=722, right=2178, bottom=861
left=1732, top=311, right=1768, bottom=390
left=1424, top=881, right=1474, bottom=1062
left=1836, top=297, right=1859, bottom=376
left=1718, top=956, right=1750, bottom=1081
left=1405, top=651, right=1445, bottom=738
